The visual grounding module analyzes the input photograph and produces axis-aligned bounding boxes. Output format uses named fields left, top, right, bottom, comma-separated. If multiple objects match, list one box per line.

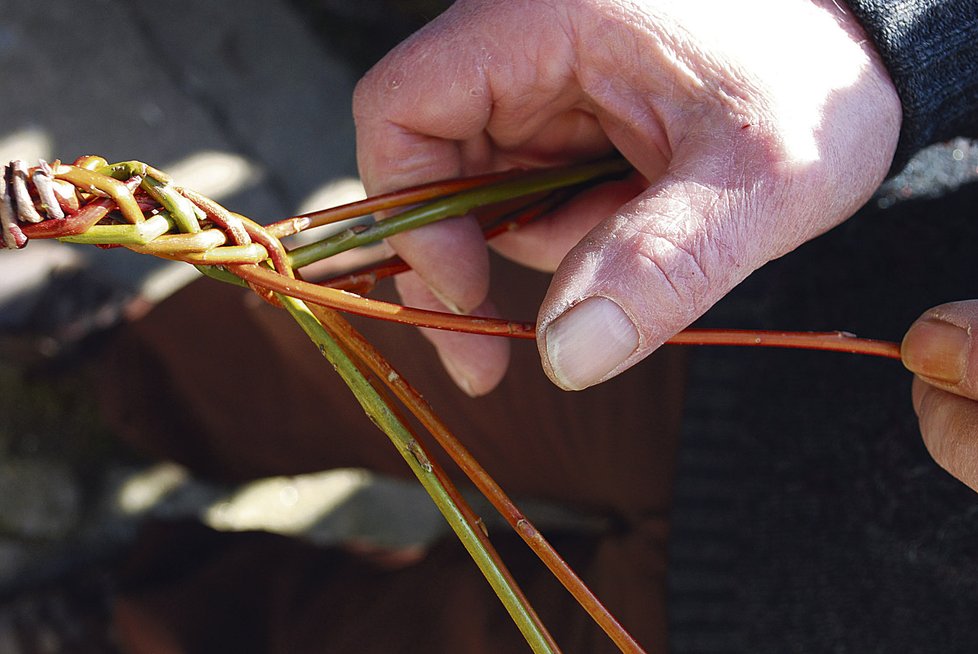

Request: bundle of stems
left=0, top=155, right=902, bottom=653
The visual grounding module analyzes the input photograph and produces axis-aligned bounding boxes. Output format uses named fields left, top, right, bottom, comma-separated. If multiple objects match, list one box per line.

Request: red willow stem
left=667, top=329, right=902, bottom=359
left=296, top=190, right=902, bottom=361
left=230, top=263, right=537, bottom=337
left=266, top=169, right=526, bottom=239
left=233, top=264, right=902, bottom=360
left=8, top=157, right=901, bottom=652
left=322, top=257, right=411, bottom=294
left=318, top=191, right=571, bottom=292
left=11, top=160, right=903, bottom=363
left=312, top=306, right=561, bottom=651
left=478, top=190, right=573, bottom=240
left=20, top=178, right=143, bottom=240
left=305, top=303, right=646, bottom=653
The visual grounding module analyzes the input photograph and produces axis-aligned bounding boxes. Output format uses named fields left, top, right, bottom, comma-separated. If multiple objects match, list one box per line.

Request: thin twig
left=308, top=302, right=647, bottom=653
left=282, top=295, right=561, bottom=654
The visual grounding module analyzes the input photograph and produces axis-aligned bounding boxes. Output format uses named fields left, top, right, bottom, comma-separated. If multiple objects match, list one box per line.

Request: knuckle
left=634, top=232, right=712, bottom=310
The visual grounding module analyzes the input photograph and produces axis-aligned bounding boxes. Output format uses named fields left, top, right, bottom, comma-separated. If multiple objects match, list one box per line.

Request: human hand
left=353, top=0, right=901, bottom=395
left=903, top=302, right=978, bottom=493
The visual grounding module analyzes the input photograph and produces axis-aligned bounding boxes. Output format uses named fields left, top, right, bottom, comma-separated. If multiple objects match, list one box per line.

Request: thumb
left=537, top=150, right=847, bottom=391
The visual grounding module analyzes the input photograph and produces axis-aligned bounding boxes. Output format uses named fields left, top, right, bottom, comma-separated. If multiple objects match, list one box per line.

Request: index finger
left=352, top=1, right=601, bottom=312
left=353, top=12, right=494, bottom=312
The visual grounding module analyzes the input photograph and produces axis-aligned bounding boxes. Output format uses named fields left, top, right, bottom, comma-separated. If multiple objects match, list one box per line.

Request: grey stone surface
left=0, top=0, right=370, bottom=604
left=0, top=0, right=601, bottom=617
left=0, top=0, right=358, bottom=304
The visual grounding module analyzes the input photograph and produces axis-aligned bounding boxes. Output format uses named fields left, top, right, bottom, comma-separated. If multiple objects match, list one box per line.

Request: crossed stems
left=2, top=156, right=902, bottom=653
left=3, top=156, right=901, bottom=358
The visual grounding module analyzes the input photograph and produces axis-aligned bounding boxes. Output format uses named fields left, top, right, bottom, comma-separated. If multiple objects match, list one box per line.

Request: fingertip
left=539, top=296, right=639, bottom=391
left=902, top=301, right=978, bottom=401
left=396, top=272, right=509, bottom=396
left=901, top=317, right=970, bottom=385
left=392, top=216, right=490, bottom=314
left=437, top=330, right=511, bottom=397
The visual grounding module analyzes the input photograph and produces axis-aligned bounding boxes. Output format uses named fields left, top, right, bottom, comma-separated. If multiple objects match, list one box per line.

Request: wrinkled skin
left=354, top=0, right=901, bottom=394
left=355, top=0, right=978, bottom=494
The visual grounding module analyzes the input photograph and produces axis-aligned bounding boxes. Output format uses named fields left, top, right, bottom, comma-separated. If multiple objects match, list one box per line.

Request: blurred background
left=3, top=1, right=978, bottom=652
left=0, top=1, right=453, bottom=650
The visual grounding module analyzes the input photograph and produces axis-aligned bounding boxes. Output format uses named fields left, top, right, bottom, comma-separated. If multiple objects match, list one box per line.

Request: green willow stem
left=140, top=176, right=201, bottom=234
left=10, top=155, right=906, bottom=653
left=59, top=213, right=171, bottom=245
left=266, top=169, right=521, bottom=239
left=279, top=294, right=559, bottom=654
left=306, top=301, right=647, bottom=653
left=97, top=160, right=203, bottom=234
left=138, top=228, right=228, bottom=256
left=287, top=158, right=631, bottom=270
left=140, top=243, right=269, bottom=265
left=52, top=165, right=146, bottom=225
left=96, top=159, right=172, bottom=184
left=195, top=264, right=248, bottom=287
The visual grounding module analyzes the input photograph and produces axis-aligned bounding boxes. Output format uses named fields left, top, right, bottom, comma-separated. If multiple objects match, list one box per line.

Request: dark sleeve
left=842, top=0, right=978, bottom=174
